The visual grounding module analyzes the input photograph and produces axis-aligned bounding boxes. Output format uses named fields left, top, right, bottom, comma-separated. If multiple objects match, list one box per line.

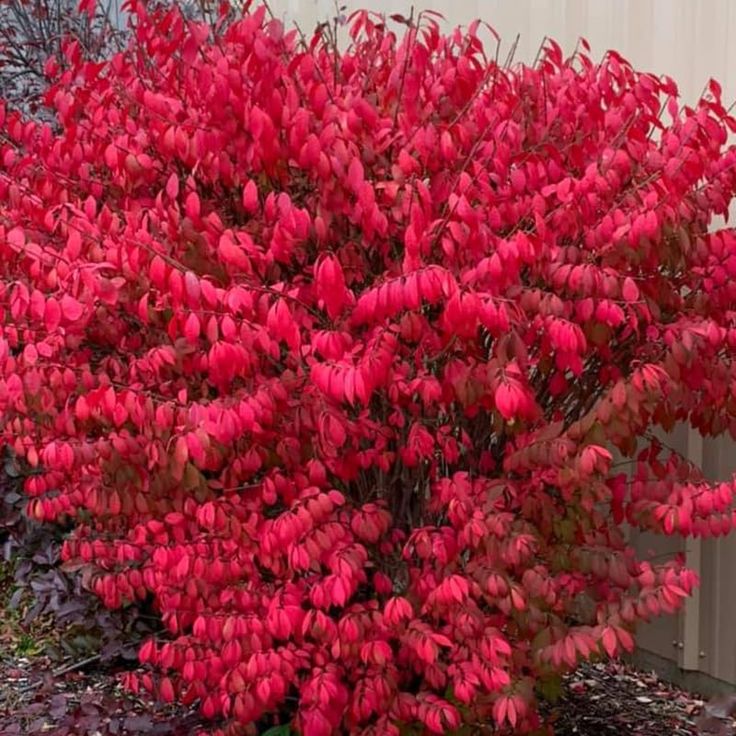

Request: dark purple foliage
left=1, top=449, right=157, bottom=662
left=0, top=658, right=207, bottom=735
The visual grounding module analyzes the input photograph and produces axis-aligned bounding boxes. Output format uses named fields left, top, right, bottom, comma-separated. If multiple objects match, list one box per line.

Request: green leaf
left=261, top=726, right=291, bottom=736
left=538, top=673, right=563, bottom=703
left=531, top=627, right=552, bottom=654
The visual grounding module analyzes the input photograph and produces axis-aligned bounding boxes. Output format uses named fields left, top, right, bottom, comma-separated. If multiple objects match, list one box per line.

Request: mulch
left=0, top=653, right=204, bottom=735
left=0, top=654, right=723, bottom=735
left=551, top=661, right=705, bottom=735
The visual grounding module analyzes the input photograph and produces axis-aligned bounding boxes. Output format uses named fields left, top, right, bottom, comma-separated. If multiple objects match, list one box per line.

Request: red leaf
left=242, top=180, right=259, bottom=213
left=44, top=298, right=61, bottom=331
left=601, top=626, right=617, bottom=657
left=166, top=173, right=180, bottom=199
left=159, top=677, right=175, bottom=703
left=184, top=313, right=200, bottom=343
left=60, top=295, right=84, bottom=322
left=622, top=277, right=640, bottom=302
left=184, top=192, right=201, bottom=220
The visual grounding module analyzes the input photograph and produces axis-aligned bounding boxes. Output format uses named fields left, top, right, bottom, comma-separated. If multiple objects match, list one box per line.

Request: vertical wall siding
left=701, top=439, right=736, bottom=682
left=270, top=0, right=736, bottom=684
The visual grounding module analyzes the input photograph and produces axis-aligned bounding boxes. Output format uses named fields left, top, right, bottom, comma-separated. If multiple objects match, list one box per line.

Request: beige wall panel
left=700, top=438, right=736, bottom=681
left=630, top=530, right=683, bottom=660
left=631, top=425, right=689, bottom=660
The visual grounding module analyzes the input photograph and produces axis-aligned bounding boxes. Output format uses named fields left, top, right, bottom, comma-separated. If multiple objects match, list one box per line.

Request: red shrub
left=1, top=2, right=736, bottom=733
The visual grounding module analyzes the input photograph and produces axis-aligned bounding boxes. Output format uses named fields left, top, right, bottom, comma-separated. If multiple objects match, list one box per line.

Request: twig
left=393, top=6, right=415, bottom=127
left=18, top=652, right=102, bottom=694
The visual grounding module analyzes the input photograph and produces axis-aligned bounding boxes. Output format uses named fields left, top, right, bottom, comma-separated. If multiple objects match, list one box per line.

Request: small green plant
left=13, top=631, right=43, bottom=657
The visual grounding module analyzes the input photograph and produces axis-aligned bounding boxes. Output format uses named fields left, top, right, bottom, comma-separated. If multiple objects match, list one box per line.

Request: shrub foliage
left=2, top=2, right=736, bottom=733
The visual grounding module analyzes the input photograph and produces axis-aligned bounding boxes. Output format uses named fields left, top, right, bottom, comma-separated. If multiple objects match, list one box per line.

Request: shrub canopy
left=2, top=2, right=736, bottom=734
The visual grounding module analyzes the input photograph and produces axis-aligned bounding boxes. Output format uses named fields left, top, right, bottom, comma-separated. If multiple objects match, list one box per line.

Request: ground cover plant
left=3, top=1, right=736, bottom=734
